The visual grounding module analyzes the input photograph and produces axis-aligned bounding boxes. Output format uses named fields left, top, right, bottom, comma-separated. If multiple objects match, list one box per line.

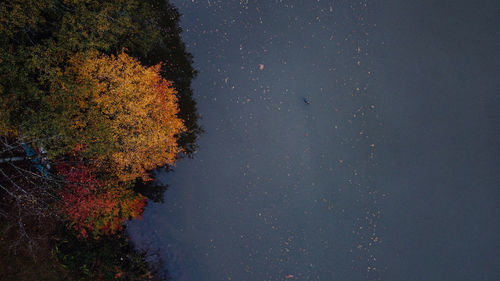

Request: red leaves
left=54, top=50, right=186, bottom=238
left=56, top=162, right=146, bottom=239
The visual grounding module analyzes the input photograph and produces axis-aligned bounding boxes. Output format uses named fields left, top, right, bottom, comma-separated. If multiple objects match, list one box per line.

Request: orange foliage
left=67, top=50, right=185, bottom=181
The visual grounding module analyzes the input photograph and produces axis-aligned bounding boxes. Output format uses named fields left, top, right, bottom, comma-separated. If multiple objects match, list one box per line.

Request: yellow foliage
left=68, top=50, right=185, bottom=181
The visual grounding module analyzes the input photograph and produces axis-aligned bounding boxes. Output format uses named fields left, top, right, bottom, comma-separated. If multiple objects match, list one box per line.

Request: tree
left=1, top=0, right=200, bottom=158
left=0, top=137, right=61, bottom=254
left=56, top=162, right=146, bottom=238
left=14, top=49, right=185, bottom=182
left=0, top=0, right=198, bottom=277
left=67, top=50, right=186, bottom=181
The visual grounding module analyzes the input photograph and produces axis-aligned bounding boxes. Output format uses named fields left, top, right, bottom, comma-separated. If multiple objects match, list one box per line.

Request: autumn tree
left=0, top=0, right=198, bottom=277
left=1, top=0, right=200, bottom=155
left=67, top=50, right=186, bottom=181
left=56, top=162, right=146, bottom=238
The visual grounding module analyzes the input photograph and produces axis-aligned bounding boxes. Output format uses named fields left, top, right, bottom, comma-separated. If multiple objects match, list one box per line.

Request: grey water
left=127, top=0, right=500, bottom=280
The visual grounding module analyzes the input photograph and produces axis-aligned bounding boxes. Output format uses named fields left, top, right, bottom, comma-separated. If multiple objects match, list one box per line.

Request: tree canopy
left=56, top=162, right=146, bottom=238
left=59, top=50, right=185, bottom=181
left=0, top=0, right=199, bottom=278
left=0, top=0, right=199, bottom=155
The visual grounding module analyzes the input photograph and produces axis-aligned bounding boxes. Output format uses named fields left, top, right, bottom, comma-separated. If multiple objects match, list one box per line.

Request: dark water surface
left=128, top=1, right=500, bottom=280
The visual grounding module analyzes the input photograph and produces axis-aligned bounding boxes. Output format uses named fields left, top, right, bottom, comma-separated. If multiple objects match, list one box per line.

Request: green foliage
left=0, top=0, right=199, bottom=279
left=0, top=0, right=200, bottom=156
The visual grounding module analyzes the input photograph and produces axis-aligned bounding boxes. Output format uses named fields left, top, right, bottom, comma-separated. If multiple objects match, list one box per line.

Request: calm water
left=128, top=1, right=500, bottom=280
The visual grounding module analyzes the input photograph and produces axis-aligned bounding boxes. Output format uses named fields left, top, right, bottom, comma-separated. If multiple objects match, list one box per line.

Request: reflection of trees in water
left=133, top=1, right=202, bottom=203
left=138, top=1, right=202, bottom=158
left=134, top=175, right=169, bottom=203
left=0, top=0, right=200, bottom=278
